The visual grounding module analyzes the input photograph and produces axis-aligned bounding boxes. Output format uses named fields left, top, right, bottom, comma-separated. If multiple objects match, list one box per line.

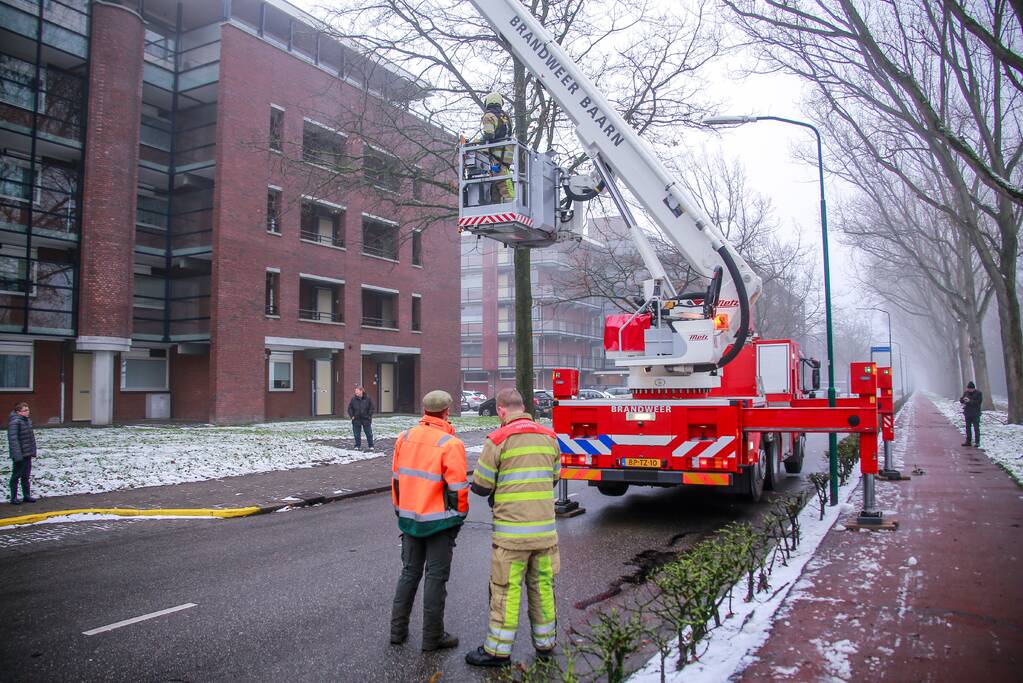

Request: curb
left=0, top=484, right=395, bottom=528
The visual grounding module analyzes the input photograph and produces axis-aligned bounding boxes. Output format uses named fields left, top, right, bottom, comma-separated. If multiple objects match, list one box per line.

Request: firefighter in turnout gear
left=476, top=91, right=516, bottom=203
left=465, top=388, right=561, bottom=667
left=389, top=390, right=470, bottom=652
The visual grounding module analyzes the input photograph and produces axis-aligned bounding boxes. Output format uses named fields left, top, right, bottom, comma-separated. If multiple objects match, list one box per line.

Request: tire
left=479, top=406, right=495, bottom=417
left=764, top=434, right=781, bottom=491
left=741, top=444, right=766, bottom=502
left=784, top=434, right=806, bottom=474
left=596, top=482, right=629, bottom=497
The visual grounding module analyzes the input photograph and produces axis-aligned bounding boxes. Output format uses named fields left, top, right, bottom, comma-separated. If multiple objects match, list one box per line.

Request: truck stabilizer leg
left=554, top=479, right=585, bottom=517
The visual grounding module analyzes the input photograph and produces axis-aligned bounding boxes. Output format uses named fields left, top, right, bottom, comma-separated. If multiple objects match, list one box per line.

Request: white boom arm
left=468, top=0, right=763, bottom=380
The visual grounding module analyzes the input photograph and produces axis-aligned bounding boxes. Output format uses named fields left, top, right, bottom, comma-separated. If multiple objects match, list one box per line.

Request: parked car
left=578, top=388, right=612, bottom=400
left=533, top=389, right=554, bottom=417
left=478, top=391, right=552, bottom=417
left=461, top=390, right=486, bottom=410
left=605, top=386, right=631, bottom=397
left=477, top=397, right=497, bottom=416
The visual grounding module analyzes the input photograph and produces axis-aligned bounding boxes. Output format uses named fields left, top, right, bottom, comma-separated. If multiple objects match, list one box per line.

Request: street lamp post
left=891, top=340, right=906, bottom=397
left=858, top=306, right=902, bottom=482
left=705, top=114, right=840, bottom=505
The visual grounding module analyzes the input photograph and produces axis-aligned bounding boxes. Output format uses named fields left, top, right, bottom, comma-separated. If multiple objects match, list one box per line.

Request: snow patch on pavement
left=929, top=394, right=1023, bottom=484
left=0, top=415, right=501, bottom=498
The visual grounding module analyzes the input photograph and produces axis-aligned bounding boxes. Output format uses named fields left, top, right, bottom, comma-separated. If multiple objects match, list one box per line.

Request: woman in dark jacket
left=7, top=402, right=37, bottom=504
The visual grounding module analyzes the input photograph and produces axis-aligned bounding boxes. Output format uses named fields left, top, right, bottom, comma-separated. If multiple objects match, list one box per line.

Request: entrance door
left=314, top=359, right=332, bottom=416
left=316, top=287, right=333, bottom=321
left=72, top=353, right=92, bottom=421
left=379, top=362, right=395, bottom=413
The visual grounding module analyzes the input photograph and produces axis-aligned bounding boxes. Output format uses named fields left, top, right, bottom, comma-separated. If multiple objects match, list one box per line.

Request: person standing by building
left=347, top=385, right=375, bottom=450
left=960, top=381, right=983, bottom=447
left=390, top=390, right=469, bottom=651
left=7, top=402, right=37, bottom=505
left=465, top=388, right=561, bottom=667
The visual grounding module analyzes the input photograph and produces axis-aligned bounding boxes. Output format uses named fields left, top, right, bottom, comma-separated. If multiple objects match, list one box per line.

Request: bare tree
left=723, top=0, right=1023, bottom=421
left=297, top=0, right=725, bottom=402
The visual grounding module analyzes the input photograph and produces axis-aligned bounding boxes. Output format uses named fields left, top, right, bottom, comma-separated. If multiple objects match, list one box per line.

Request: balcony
left=299, top=277, right=344, bottom=325
left=362, top=215, right=399, bottom=261
left=362, top=287, right=397, bottom=329
left=301, top=199, right=345, bottom=248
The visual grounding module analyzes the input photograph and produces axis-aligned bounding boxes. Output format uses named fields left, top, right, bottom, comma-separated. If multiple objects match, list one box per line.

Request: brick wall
left=171, top=349, right=210, bottom=421
left=78, top=3, right=144, bottom=340
left=209, top=25, right=459, bottom=422
left=0, top=341, right=69, bottom=427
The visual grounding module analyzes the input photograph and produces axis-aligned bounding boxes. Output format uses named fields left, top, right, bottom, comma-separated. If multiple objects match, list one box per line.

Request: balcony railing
left=300, top=229, right=344, bottom=248
left=362, top=315, right=397, bottom=328
left=300, top=309, right=342, bottom=323
left=362, top=243, right=398, bottom=261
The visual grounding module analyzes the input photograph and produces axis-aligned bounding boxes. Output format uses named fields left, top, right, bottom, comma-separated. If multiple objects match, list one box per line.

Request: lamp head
left=703, top=115, right=759, bottom=126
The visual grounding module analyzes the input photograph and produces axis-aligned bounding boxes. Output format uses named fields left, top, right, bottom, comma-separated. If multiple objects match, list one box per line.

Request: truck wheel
left=763, top=436, right=781, bottom=491
left=784, top=435, right=806, bottom=474
left=741, top=446, right=766, bottom=502
left=596, top=482, right=629, bottom=497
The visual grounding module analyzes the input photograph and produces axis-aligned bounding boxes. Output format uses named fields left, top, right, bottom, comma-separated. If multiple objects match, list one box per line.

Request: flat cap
left=423, top=390, right=453, bottom=412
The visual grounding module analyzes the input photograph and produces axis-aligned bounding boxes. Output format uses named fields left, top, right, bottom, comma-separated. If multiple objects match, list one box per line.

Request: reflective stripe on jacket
left=391, top=415, right=469, bottom=537
left=472, top=412, right=560, bottom=550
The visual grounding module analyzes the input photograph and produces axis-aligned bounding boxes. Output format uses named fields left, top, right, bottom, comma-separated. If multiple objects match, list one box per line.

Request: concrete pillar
left=90, top=350, right=115, bottom=426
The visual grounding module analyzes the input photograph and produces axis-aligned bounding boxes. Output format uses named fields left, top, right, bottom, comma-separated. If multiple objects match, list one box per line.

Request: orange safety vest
left=391, top=415, right=469, bottom=537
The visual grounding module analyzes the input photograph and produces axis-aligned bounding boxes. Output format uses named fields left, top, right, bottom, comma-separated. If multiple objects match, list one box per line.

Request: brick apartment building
left=0, top=0, right=460, bottom=424
left=460, top=232, right=617, bottom=396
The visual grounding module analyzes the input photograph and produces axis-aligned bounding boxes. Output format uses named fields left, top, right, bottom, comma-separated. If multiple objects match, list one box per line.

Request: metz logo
left=715, top=300, right=739, bottom=307
left=688, top=334, right=709, bottom=341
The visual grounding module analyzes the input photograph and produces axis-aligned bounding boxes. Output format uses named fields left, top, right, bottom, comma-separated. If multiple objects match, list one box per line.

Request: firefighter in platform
left=465, top=388, right=561, bottom=667
left=476, top=91, right=516, bottom=203
left=389, top=390, right=469, bottom=652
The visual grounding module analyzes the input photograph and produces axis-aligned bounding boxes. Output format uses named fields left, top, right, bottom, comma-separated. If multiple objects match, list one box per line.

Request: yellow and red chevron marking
left=457, top=213, right=534, bottom=228
left=561, top=467, right=602, bottom=481
left=682, top=472, right=731, bottom=486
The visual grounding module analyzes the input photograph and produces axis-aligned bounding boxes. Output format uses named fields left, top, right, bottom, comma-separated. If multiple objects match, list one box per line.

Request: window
left=411, top=294, right=421, bottom=332
left=0, top=342, right=32, bottom=391
left=133, top=274, right=165, bottom=310
left=265, top=270, right=279, bottom=316
left=0, top=157, right=34, bottom=203
left=303, top=120, right=346, bottom=169
left=411, top=230, right=422, bottom=266
left=121, top=349, right=169, bottom=391
left=269, top=107, right=284, bottom=152
left=267, top=188, right=281, bottom=234
left=363, top=146, right=400, bottom=192
left=300, top=199, right=344, bottom=247
left=0, top=246, right=36, bottom=296
left=464, top=371, right=488, bottom=382
left=269, top=352, right=293, bottom=391
left=0, top=54, right=36, bottom=110
left=362, top=214, right=399, bottom=260
left=412, top=170, right=424, bottom=200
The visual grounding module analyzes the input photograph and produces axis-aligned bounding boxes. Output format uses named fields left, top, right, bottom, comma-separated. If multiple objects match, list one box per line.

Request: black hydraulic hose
left=692, top=245, right=751, bottom=373
left=563, top=185, right=602, bottom=202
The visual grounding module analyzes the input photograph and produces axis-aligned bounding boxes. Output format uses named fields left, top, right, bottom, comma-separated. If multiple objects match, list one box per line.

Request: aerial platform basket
left=458, top=139, right=563, bottom=248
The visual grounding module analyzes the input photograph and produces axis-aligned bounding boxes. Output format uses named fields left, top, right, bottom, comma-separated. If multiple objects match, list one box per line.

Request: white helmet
left=484, top=91, right=503, bottom=108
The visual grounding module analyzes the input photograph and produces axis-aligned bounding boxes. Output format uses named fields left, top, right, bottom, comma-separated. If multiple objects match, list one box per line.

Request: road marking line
left=568, top=493, right=579, bottom=498
left=83, top=603, right=197, bottom=636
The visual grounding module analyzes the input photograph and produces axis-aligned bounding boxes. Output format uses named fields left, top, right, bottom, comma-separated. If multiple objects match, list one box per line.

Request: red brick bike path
left=738, top=395, right=1023, bottom=682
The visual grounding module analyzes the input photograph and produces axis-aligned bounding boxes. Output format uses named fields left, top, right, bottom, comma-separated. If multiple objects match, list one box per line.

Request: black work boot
left=535, top=648, right=554, bottom=661
left=389, top=630, right=408, bottom=645
left=962, top=441, right=971, bottom=447
left=465, top=646, right=511, bottom=667
left=422, top=632, right=458, bottom=652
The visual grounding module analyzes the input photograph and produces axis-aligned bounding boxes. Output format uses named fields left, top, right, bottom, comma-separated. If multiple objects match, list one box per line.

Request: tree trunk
left=514, top=247, right=535, bottom=415
left=511, top=57, right=534, bottom=414
left=993, top=281, right=1023, bottom=422
left=965, top=312, right=996, bottom=410
left=957, top=325, right=973, bottom=392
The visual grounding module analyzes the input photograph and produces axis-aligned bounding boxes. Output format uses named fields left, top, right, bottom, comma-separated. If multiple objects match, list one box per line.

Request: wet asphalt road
left=0, top=435, right=828, bottom=682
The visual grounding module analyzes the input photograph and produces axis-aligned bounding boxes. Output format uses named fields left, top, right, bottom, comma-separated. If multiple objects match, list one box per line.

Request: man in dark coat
left=7, top=402, right=37, bottom=504
left=959, top=381, right=983, bottom=447
left=347, top=385, right=375, bottom=450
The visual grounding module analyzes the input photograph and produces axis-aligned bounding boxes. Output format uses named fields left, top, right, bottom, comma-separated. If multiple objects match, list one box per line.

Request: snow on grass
left=929, top=393, right=1023, bottom=485
left=0, top=415, right=501, bottom=498
left=629, top=397, right=914, bottom=683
